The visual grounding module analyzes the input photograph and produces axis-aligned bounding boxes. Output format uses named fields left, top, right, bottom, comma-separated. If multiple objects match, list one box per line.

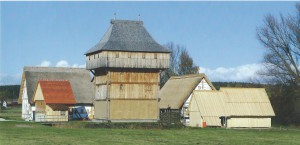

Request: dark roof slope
left=18, top=67, right=94, bottom=104
left=85, top=20, right=170, bottom=55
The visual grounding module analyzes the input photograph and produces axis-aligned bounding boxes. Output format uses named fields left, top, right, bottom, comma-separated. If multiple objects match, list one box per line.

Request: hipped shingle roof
left=85, top=20, right=170, bottom=55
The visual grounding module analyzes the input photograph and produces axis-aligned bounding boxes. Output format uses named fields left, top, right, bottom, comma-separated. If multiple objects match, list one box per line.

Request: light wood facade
left=86, top=51, right=170, bottom=70
left=85, top=20, right=170, bottom=122
left=93, top=68, right=161, bottom=121
left=33, top=83, right=69, bottom=122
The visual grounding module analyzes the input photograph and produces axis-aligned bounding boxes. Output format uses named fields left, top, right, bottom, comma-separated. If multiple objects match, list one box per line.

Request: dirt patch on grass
left=15, top=124, right=33, bottom=128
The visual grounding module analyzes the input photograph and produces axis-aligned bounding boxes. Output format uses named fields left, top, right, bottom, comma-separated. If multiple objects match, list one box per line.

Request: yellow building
left=33, top=80, right=76, bottom=122
left=189, top=88, right=275, bottom=128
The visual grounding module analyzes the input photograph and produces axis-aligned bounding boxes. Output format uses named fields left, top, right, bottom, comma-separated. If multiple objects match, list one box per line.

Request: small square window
left=120, top=84, right=124, bottom=91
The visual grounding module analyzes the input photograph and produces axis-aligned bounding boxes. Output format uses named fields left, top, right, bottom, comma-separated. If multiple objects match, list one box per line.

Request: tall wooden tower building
left=85, top=20, right=170, bottom=122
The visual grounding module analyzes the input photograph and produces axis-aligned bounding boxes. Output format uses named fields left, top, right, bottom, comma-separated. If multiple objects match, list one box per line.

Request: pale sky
left=0, top=1, right=298, bottom=85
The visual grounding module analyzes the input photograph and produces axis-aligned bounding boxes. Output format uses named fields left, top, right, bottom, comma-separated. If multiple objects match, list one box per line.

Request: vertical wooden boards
left=94, top=101, right=107, bottom=119
left=95, top=85, right=107, bottom=100
left=86, top=51, right=170, bottom=69
left=109, top=100, right=158, bottom=120
left=35, top=100, right=46, bottom=113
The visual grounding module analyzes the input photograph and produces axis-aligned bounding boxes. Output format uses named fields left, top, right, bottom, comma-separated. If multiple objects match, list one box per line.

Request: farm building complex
left=17, top=19, right=275, bottom=127
left=85, top=20, right=170, bottom=122
left=18, top=67, right=94, bottom=121
left=33, top=80, right=76, bottom=122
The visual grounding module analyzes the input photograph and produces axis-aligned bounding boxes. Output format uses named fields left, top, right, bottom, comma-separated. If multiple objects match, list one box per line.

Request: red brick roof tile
left=38, top=80, right=76, bottom=104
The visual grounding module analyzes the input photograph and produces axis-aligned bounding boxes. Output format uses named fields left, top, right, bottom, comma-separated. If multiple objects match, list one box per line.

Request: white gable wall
left=21, top=80, right=34, bottom=121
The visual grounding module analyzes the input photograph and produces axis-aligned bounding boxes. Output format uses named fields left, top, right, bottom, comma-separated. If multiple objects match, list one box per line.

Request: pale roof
left=18, top=67, right=94, bottom=104
left=159, top=74, right=216, bottom=109
left=85, top=20, right=170, bottom=55
left=220, top=88, right=275, bottom=116
left=189, top=88, right=275, bottom=120
left=189, top=91, right=228, bottom=126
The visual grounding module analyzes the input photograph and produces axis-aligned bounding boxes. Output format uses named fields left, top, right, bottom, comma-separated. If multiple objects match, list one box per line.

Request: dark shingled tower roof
left=85, top=20, right=170, bottom=55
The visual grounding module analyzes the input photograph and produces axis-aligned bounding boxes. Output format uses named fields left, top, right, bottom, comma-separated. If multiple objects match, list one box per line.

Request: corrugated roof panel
left=189, top=88, right=275, bottom=123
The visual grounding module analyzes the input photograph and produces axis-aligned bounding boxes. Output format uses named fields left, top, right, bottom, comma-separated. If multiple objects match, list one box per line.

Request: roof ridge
left=38, top=79, right=70, bottom=82
left=170, top=73, right=205, bottom=79
left=23, top=66, right=88, bottom=72
left=111, top=19, right=143, bottom=25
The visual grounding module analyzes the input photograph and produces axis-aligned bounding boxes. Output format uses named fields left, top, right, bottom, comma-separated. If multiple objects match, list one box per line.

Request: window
left=94, top=55, right=95, bottom=59
left=120, top=84, right=124, bottom=91
left=128, top=54, right=131, bottom=58
left=61, top=111, right=66, bottom=116
left=154, top=53, right=157, bottom=59
left=89, top=56, right=90, bottom=60
left=142, top=54, right=146, bottom=59
left=98, top=54, right=99, bottom=58
left=116, top=53, right=119, bottom=58
left=146, top=85, right=152, bottom=91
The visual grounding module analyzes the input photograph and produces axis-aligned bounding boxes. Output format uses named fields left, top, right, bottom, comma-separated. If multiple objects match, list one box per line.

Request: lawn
left=0, top=105, right=22, bottom=121
left=0, top=107, right=300, bottom=145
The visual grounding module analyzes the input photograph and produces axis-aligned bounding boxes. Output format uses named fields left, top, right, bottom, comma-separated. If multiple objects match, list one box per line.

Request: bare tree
left=160, top=42, right=199, bottom=87
left=178, top=48, right=199, bottom=75
left=257, top=4, right=300, bottom=85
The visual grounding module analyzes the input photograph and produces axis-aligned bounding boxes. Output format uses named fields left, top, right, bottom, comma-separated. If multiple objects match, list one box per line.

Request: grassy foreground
left=1, top=107, right=300, bottom=145
left=1, top=121, right=300, bottom=145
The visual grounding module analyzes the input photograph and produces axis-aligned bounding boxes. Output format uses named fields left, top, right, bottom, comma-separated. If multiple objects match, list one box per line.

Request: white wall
left=21, top=80, right=34, bottom=121
left=227, top=117, right=272, bottom=128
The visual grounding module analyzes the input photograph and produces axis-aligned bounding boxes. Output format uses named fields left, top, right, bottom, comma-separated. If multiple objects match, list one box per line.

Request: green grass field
left=1, top=107, right=300, bottom=145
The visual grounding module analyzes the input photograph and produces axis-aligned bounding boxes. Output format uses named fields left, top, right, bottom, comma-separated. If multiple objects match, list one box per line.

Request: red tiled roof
left=38, top=80, right=76, bottom=104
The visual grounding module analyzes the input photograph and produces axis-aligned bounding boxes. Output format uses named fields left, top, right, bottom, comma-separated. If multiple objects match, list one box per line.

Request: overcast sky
left=0, top=1, right=298, bottom=85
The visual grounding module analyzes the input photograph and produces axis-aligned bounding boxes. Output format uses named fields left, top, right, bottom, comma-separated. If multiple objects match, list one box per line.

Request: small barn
left=18, top=67, right=94, bottom=121
left=85, top=19, right=170, bottom=122
left=33, top=80, right=76, bottom=122
left=188, top=88, right=275, bottom=128
left=159, top=74, right=215, bottom=124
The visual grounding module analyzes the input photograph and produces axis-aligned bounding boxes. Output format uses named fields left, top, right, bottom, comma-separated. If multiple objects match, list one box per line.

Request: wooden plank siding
left=110, top=100, right=158, bottom=120
left=35, top=100, right=46, bottom=113
left=93, top=69, right=160, bottom=121
left=86, top=51, right=170, bottom=69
